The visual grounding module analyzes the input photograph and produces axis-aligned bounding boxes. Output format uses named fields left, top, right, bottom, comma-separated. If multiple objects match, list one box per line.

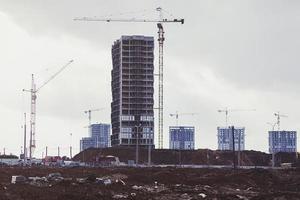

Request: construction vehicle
left=74, top=7, right=184, bottom=149
left=23, top=60, right=73, bottom=159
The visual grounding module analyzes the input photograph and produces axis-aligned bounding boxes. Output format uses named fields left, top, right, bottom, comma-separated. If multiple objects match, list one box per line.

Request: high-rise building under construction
left=111, top=35, right=154, bottom=147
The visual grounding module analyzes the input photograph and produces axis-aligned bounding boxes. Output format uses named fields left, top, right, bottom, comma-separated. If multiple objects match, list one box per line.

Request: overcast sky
left=1, top=0, right=300, bottom=157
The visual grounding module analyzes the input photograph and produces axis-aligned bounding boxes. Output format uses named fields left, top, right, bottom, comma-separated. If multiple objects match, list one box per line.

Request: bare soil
left=1, top=166, right=300, bottom=200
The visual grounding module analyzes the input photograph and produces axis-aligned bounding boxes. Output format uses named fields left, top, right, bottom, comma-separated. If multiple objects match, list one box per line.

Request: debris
left=198, top=193, right=207, bottom=198
left=28, top=176, right=46, bottom=182
left=47, top=173, right=63, bottom=181
left=180, top=193, right=192, bottom=200
left=130, top=193, right=136, bottom=197
left=154, top=181, right=158, bottom=189
left=112, top=194, right=128, bottom=199
left=132, top=185, right=143, bottom=190
left=236, top=195, right=249, bottom=200
left=96, top=178, right=112, bottom=185
left=11, top=176, right=26, bottom=184
left=116, top=179, right=126, bottom=185
left=86, top=174, right=96, bottom=182
left=76, top=178, right=87, bottom=184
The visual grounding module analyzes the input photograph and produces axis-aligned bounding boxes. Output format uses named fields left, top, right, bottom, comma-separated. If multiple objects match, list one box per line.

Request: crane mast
left=157, top=22, right=164, bottom=149
left=274, top=111, right=288, bottom=131
left=218, top=108, right=256, bottom=126
left=29, top=74, right=37, bottom=159
left=169, top=111, right=199, bottom=126
left=84, top=108, right=103, bottom=127
left=24, top=60, right=73, bottom=159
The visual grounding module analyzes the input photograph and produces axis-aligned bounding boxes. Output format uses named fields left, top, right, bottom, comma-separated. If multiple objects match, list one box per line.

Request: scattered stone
left=130, top=192, right=136, bottom=197
left=116, top=179, right=126, bottom=185
left=112, top=194, right=128, bottom=199
left=199, top=193, right=207, bottom=198
left=132, top=185, right=143, bottom=190
left=180, top=193, right=192, bottom=200
left=76, top=178, right=87, bottom=184
left=47, top=173, right=63, bottom=181
left=96, top=178, right=112, bottom=185
left=11, top=176, right=26, bottom=184
left=236, top=195, right=249, bottom=200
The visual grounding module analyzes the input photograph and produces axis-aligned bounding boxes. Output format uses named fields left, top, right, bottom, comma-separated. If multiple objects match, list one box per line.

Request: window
left=140, top=115, right=154, bottom=121
left=120, top=115, right=135, bottom=121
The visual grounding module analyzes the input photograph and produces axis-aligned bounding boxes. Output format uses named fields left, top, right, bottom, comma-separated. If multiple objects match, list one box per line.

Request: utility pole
left=238, top=130, right=241, bottom=167
left=45, top=146, right=48, bottom=157
left=147, top=120, right=151, bottom=166
left=231, top=126, right=237, bottom=169
left=58, top=146, right=60, bottom=157
left=267, top=122, right=276, bottom=167
left=135, top=124, right=141, bottom=166
left=23, top=113, right=27, bottom=162
left=70, top=133, right=73, bottom=159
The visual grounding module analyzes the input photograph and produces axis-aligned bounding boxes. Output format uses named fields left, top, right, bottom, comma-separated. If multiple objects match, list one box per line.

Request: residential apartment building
left=111, top=35, right=154, bottom=147
left=80, top=123, right=110, bottom=151
left=269, top=130, right=297, bottom=153
left=169, top=126, right=195, bottom=150
left=217, top=127, right=245, bottom=151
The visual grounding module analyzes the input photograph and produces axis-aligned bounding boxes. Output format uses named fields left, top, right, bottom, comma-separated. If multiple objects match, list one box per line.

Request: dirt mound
left=74, top=147, right=281, bottom=166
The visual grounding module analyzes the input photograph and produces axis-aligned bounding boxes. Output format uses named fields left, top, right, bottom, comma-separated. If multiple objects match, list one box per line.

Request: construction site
left=2, top=1, right=300, bottom=200
left=2, top=164, right=300, bottom=199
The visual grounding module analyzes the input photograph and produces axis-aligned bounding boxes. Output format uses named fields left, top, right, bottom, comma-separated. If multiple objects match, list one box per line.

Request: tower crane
left=74, top=7, right=184, bottom=149
left=84, top=108, right=104, bottom=127
left=267, top=122, right=277, bottom=131
left=23, top=60, right=74, bottom=159
left=274, top=111, right=288, bottom=131
left=217, top=108, right=256, bottom=126
left=169, top=111, right=199, bottom=126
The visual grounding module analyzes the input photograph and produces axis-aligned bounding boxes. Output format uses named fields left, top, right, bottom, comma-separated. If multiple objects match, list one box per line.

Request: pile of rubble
left=2, top=167, right=300, bottom=199
left=11, top=172, right=128, bottom=188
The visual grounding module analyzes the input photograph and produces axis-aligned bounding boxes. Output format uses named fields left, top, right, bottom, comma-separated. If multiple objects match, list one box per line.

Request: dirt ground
left=73, top=147, right=298, bottom=167
left=1, top=166, right=300, bottom=200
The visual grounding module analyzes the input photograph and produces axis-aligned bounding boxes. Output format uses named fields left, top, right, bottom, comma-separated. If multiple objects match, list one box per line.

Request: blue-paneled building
left=80, top=123, right=110, bottom=151
left=169, top=126, right=195, bottom=150
left=269, top=130, right=297, bottom=153
left=217, top=127, right=245, bottom=151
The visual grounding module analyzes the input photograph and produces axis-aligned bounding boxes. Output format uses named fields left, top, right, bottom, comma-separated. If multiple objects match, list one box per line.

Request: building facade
left=111, top=35, right=154, bottom=147
left=169, top=126, right=195, bottom=150
left=217, top=127, right=245, bottom=151
left=269, top=131, right=297, bottom=153
left=80, top=123, right=110, bottom=151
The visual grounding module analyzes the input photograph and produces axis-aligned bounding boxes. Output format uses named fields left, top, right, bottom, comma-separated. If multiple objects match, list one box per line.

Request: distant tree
left=0, top=154, right=18, bottom=159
